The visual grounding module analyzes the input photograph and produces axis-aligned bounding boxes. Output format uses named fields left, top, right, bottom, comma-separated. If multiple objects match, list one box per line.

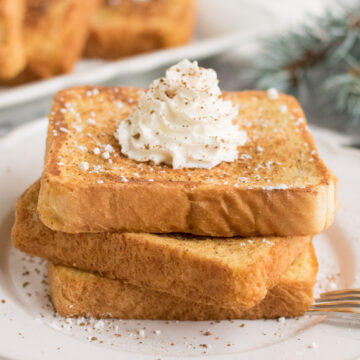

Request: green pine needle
left=251, top=3, right=360, bottom=125
left=326, top=71, right=360, bottom=119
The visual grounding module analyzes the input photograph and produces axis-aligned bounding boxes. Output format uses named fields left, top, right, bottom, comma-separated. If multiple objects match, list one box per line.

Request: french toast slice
left=38, top=86, right=337, bottom=237
left=19, top=0, right=100, bottom=80
left=84, top=0, right=196, bottom=60
left=12, top=181, right=311, bottom=310
left=0, top=0, right=25, bottom=79
left=48, top=245, right=318, bottom=320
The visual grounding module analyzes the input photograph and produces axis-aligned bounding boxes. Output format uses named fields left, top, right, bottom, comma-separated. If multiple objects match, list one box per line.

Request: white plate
left=0, top=119, right=360, bottom=360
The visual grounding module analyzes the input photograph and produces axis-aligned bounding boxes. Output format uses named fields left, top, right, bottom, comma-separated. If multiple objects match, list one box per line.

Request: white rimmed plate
left=0, top=119, right=359, bottom=360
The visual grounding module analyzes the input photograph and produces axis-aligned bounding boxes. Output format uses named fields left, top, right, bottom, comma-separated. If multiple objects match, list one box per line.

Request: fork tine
left=309, top=289, right=360, bottom=318
left=315, top=295, right=360, bottom=303
left=308, top=308, right=360, bottom=316
left=312, top=301, right=360, bottom=309
left=319, top=288, right=360, bottom=298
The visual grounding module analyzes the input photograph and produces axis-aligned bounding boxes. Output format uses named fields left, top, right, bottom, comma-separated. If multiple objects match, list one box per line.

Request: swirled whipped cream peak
left=115, top=59, right=247, bottom=169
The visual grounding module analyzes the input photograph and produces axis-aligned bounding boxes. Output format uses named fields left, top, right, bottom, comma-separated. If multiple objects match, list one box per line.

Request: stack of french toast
left=11, top=60, right=337, bottom=320
left=0, top=0, right=196, bottom=83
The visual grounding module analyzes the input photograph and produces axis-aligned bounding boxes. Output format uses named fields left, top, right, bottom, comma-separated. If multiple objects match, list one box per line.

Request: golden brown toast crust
left=0, top=0, right=25, bottom=79
left=48, top=245, right=317, bottom=320
left=38, top=87, right=337, bottom=236
left=12, top=181, right=311, bottom=309
left=84, top=0, right=196, bottom=60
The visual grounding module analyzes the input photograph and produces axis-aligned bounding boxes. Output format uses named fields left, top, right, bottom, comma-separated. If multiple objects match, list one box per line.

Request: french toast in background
left=12, top=181, right=311, bottom=310
left=84, top=0, right=197, bottom=60
left=38, top=87, right=337, bottom=237
left=0, top=0, right=26, bottom=80
left=0, top=0, right=196, bottom=83
left=13, top=0, right=101, bottom=81
left=48, top=245, right=317, bottom=320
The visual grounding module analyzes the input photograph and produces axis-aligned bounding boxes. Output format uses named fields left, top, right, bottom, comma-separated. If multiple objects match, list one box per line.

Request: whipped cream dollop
left=115, top=59, right=247, bottom=169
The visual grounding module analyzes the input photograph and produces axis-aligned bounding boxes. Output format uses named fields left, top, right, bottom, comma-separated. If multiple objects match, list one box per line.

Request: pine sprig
left=251, top=3, right=360, bottom=126
left=326, top=71, right=360, bottom=121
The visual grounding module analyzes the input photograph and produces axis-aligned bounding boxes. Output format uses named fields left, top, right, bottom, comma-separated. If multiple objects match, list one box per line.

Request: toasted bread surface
left=19, top=0, right=100, bottom=79
left=38, top=87, right=337, bottom=236
left=12, top=181, right=311, bottom=309
left=84, top=0, right=196, bottom=59
left=48, top=245, right=317, bottom=320
left=0, top=0, right=25, bottom=79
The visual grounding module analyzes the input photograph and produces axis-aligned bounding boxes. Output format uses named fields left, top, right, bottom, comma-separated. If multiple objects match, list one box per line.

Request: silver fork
left=308, top=289, right=360, bottom=317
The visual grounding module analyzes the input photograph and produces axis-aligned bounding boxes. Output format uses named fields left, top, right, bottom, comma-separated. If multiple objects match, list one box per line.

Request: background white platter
left=0, top=119, right=359, bottom=360
left=0, top=0, right=351, bottom=112
left=0, top=0, right=260, bottom=110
